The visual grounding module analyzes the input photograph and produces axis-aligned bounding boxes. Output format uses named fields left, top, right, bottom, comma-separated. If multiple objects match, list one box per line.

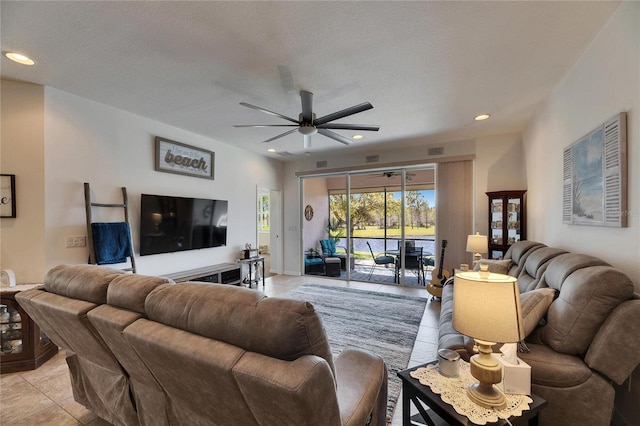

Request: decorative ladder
left=84, top=182, right=137, bottom=273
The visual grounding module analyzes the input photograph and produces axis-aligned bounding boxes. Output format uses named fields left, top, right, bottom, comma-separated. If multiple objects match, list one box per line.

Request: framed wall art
left=562, top=112, right=627, bottom=227
left=155, top=136, right=215, bottom=180
left=1, top=174, right=16, bottom=218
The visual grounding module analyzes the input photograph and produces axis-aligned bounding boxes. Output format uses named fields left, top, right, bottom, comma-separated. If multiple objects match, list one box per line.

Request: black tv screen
left=139, top=194, right=228, bottom=256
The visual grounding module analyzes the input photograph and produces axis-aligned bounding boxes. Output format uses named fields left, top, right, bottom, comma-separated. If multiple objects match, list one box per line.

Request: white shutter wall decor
left=603, top=113, right=627, bottom=227
left=562, top=112, right=627, bottom=227
left=562, top=147, right=573, bottom=224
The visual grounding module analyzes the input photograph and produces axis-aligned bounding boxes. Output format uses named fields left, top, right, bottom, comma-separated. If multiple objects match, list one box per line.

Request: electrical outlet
left=66, top=236, right=87, bottom=247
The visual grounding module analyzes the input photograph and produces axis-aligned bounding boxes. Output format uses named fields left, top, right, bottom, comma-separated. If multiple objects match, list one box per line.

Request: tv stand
left=163, top=263, right=242, bottom=285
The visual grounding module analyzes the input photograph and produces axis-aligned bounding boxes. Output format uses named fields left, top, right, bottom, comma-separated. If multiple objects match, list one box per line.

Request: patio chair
left=366, top=241, right=396, bottom=281
left=320, top=239, right=354, bottom=270
left=403, top=246, right=425, bottom=285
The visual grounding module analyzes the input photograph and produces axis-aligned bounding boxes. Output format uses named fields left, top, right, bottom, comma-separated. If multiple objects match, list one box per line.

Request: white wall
left=0, top=80, right=46, bottom=283
left=1, top=83, right=283, bottom=281
left=523, top=1, right=639, bottom=287
left=474, top=133, right=525, bottom=237
left=302, top=177, right=329, bottom=253
left=283, top=134, right=524, bottom=275
left=43, top=87, right=283, bottom=276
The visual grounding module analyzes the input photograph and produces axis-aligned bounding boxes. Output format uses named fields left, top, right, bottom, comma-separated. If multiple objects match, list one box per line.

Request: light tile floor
left=0, top=274, right=441, bottom=425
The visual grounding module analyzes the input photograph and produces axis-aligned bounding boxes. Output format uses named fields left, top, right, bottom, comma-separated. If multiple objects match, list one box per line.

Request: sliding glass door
left=302, top=166, right=435, bottom=286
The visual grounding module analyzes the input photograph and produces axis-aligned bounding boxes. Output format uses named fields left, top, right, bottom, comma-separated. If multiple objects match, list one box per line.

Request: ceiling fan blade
left=234, top=124, right=298, bottom=128
left=262, top=128, right=298, bottom=143
left=318, top=129, right=352, bottom=145
left=239, top=102, right=300, bottom=124
left=316, top=123, right=379, bottom=131
left=304, top=135, right=312, bottom=149
left=300, top=91, right=313, bottom=123
left=314, top=102, right=374, bottom=126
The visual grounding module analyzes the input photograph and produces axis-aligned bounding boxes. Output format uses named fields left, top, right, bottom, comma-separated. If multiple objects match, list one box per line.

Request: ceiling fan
left=368, top=171, right=416, bottom=180
left=234, top=91, right=379, bottom=149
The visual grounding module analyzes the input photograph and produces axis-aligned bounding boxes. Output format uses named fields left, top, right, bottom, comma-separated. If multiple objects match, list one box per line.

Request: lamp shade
left=466, top=233, right=488, bottom=254
left=452, top=271, right=524, bottom=343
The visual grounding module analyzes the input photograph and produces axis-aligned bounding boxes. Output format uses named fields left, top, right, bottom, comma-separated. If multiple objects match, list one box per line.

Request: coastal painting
left=571, top=127, right=604, bottom=224
left=563, top=112, right=627, bottom=227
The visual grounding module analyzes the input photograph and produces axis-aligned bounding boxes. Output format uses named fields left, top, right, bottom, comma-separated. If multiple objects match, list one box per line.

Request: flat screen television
left=139, top=194, right=228, bottom=256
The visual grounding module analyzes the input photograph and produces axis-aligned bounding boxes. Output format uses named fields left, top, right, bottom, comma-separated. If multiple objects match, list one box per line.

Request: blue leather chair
left=320, top=239, right=353, bottom=270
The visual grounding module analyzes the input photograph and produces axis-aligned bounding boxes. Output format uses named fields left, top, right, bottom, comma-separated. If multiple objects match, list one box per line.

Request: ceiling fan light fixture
left=474, top=113, right=491, bottom=121
left=298, top=125, right=317, bottom=136
left=352, top=134, right=364, bottom=140
left=267, top=148, right=276, bottom=153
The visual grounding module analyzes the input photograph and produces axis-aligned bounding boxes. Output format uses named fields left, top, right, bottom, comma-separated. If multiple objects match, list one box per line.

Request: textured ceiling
left=0, top=1, right=620, bottom=160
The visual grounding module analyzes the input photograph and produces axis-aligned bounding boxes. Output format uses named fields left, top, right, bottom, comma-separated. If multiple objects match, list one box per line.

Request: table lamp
left=466, top=232, right=488, bottom=267
left=452, top=271, right=524, bottom=409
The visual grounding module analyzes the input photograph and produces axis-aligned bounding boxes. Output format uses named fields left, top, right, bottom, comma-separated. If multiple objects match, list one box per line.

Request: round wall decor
left=304, top=204, right=314, bottom=221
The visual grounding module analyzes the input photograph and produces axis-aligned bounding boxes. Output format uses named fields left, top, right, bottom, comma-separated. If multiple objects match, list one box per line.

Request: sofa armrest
left=585, top=298, right=640, bottom=385
left=335, top=348, right=388, bottom=426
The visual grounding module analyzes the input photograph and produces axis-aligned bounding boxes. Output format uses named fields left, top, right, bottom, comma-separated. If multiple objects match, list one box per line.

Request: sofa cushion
left=44, top=264, right=124, bottom=304
left=542, top=253, right=609, bottom=292
left=503, top=241, right=545, bottom=277
left=518, top=343, right=592, bottom=388
left=107, top=274, right=174, bottom=314
left=520, top=288, right=557, bottom=337
left=517, top=247, right=567, bottom=293
left=144, top=282, right=336, bottom=374
left=537, top=266, right=634, bottom=355
left=437, top=283, right=468, bottom=359
left=473, top=259, right=512, bottom=275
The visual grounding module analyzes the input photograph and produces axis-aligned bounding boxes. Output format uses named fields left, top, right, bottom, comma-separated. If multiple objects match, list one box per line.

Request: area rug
left=284, top=284, right=428, bottom=422
left=344, top=264, right=427, bottom=286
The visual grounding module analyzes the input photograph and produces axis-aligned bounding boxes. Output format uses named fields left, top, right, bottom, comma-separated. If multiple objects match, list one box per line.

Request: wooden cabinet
left=1, top=289, right=58, bottom=374
left=163, top=263, right=242, bottom=285
left=487, top=190, right=526, bottom=259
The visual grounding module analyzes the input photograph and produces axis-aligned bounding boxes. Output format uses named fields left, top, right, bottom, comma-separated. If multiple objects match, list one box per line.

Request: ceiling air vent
left=428, top=147, right=444, bottom=156
left=366, top=155, right=380, bottom=163
left=276, top=151, right=293, bottom=157
left=316, top=160, right=328, bottom=168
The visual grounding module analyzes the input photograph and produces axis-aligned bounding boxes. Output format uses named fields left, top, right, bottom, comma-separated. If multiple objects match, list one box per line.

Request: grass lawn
left=351, top=226, right=435, bottom=238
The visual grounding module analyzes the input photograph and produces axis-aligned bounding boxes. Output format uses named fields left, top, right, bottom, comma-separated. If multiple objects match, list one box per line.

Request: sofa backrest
left=15, top=264, right=138, bottom=426
left=122, top=282, right=341, bottom=425
left=541, top=253, right=609, bottom=290
left=504, top=241, right=546, bottom=277
left=535, top=265, right=634, bottom=356
left=516, top=247, right=567, bottom=293
left=143, top=282, right=335, bottom=373
left=87, top=273, right=173, bottom=426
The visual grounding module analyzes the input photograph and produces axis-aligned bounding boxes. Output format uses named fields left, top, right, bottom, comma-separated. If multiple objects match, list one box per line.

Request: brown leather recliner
left=437, top=242, right=640, bottom=426
left=15, top=264, right=141, bottom=426
left=17, top=264, right=388, bottom=426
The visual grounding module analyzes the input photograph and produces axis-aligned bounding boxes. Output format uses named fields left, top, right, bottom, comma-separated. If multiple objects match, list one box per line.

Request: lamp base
left=467, top=381, right=507, bottom=410
left=468, top=339, right=507, bottom=410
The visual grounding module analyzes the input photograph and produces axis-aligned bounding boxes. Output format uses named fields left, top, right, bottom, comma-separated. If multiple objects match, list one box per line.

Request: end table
left=398, top=361, right=547, bottom=426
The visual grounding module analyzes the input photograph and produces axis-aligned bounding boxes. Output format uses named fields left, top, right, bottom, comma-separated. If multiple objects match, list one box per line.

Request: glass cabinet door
left=487, top=190, right=526, bottom=259
left=1, top=303, right=23, bottom=355
left=490, top=197, right=504, bottom=247
left=506, top=197, right=522, bottom=245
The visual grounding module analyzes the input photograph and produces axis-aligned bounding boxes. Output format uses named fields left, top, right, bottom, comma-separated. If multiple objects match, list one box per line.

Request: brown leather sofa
left=16, top=264, right=388, bottom=426
left=438, top=241, right=640, bottom=426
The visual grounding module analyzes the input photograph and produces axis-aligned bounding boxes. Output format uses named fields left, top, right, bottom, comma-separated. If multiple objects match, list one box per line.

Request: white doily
left=410, top=361, right=533, bottom=425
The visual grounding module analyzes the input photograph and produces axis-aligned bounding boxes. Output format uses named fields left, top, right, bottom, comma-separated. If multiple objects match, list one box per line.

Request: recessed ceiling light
left=267, top=148, right=276, bottom=153
left=4, top=52, right=36, bottom=66
left=352, top=135, right=364, bottom=140
left=474, top=114, right=491, bottom=121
